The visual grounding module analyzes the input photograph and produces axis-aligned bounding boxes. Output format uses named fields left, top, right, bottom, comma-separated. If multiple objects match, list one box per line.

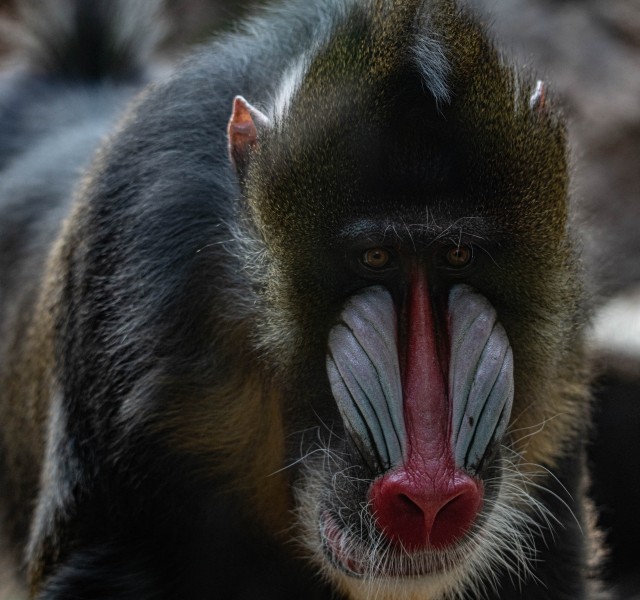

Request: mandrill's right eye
left=361, top=247, right=391, bottom=270
left=444, top=244, right=473, bottom=269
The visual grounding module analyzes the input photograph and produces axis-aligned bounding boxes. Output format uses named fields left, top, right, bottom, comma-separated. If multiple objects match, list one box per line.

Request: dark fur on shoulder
left=0, top=0, right=161, bottom=584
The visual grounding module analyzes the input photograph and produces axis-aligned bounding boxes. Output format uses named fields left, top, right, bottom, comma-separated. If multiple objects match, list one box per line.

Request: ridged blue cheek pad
left=326, top=284, right=513, bottom=474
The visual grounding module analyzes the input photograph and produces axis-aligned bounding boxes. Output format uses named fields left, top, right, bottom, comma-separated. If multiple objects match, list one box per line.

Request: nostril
left=369, top=469, right=483, bottom=552
left=397, top=493, right=423, bottom=516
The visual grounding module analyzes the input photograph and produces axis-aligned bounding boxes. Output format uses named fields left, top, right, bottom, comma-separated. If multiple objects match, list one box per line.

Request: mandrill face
left=225, top=2, right=590, bottom=598
left=325, top=281, right=512, bottom=550
left=293, top=259, right=533, bottom=599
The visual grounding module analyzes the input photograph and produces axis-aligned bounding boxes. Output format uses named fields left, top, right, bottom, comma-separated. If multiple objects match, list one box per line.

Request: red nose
left=369, top=468, right=483, bottom=551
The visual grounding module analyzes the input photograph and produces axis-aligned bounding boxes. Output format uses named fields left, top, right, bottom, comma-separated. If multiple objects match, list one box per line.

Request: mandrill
left=0, top=0, right=608, bottom=598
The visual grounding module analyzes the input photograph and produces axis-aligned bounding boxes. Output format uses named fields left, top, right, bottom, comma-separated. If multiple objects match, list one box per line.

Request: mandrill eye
left=444, top=244, right=474, bottom=269
left=361, top=247, right=391, bottom=269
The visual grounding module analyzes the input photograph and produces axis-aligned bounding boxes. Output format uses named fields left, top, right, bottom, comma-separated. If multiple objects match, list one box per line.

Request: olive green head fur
left=241, top=0, right=583, bottom=466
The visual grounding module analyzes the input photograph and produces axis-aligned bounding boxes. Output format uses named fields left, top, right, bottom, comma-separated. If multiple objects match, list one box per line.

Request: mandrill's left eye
left=361, top=247, right=391, bottom=270
left=444, top=244, right=474, bottom=269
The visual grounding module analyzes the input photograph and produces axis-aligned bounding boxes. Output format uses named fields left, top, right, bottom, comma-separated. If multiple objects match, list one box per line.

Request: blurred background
left=0, top=0, right=638, bottom=598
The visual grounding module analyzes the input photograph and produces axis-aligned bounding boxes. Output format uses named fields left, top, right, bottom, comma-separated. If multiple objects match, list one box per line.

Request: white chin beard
left=294, top=451, right=548, bottom=600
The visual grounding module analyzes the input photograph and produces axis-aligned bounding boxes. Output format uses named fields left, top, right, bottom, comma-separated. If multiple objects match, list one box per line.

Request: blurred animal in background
left=588, top=290, right=640, bottom=599
left=0, top=0, right=623, bottom=598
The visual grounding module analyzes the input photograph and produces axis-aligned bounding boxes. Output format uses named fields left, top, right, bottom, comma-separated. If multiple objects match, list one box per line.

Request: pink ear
left=227, top=96, right=270, bottom=173
left=529, top=80, right=547, bottom=112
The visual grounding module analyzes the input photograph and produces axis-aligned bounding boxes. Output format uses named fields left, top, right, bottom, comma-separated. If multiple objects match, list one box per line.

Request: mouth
left=321, top=511, right=369, bottom=576
left=320, top=510, right=467, bottom=579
